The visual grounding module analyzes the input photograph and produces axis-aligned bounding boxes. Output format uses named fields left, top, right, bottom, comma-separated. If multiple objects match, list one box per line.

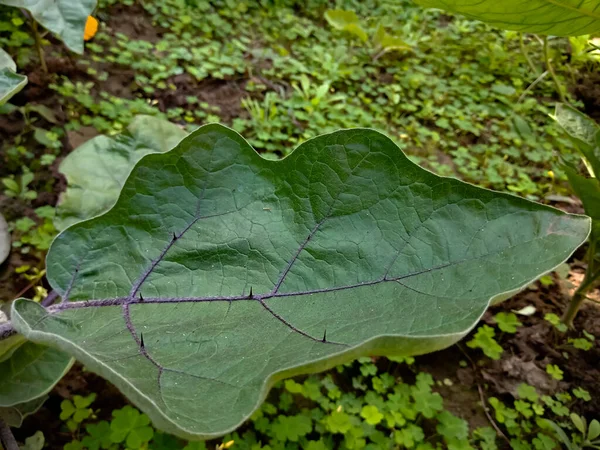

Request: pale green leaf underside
left=0, top=340, right=73, bottom=407
left=0, top=0, right=97, bottom=53
left=11, top=125, right=589, bottom=439
left=0, top=49, right=26, bottom=106
left=55, top=115, right=188, bottom=230
left=415, top=0, right=600, bottom=36
left=0, top=396, right=47, bottom=427
left=0, top=213, right=9, bottom=264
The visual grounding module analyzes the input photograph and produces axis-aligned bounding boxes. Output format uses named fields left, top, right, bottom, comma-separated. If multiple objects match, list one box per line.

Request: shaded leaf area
left=0, top=48, right=26, bottom=106
left=415, top=0, right=600, bottom=36
left=55, top=115, right=188, bottom=230
left=0, top=213, right=9, bottom=264
left=0, top=0, right=97, bottom=53
left=0, top=340, right=73, bottom=407
left=11, top=125, right=588, bottom=439
left=0, top=397, right=46, bottom=427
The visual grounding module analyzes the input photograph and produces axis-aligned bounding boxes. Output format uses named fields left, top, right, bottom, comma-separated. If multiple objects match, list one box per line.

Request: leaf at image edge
left=11, top=124, right=590, bottom=440
left=415, top=0, right=600, bottom=36
left=0, top=0, right=98, bottom=54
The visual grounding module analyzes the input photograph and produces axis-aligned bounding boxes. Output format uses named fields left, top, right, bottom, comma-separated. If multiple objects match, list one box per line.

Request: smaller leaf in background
left=544, top=313, right=568, bottom=333
left=360, top=405, right=383, bottom=425
left=110, top=406, right=154, bottom=448
left=372, top=24, right=411, bottom=54
left=588, top=419, right=600, bottom=441
left=60, top=394, right=96, bottom=431
left=0, top=340, right=73, bottom=408
left=494, top=312, right=522, bottom=333
left=82, top=421, right=112, bottom=450
left=0, top=396, right=46, bottom=427
left=0, top=0, right=97, bottom=54
left=546, top=364, right=564, bottom=381
left=270, top=414, right=312, bottom=442
left=0, top=213, right=9, bottom=264
left=553, top=103, right=600, bottom=177
left=0, top=48, right=27, bottom=106
left=467, top=325, right=503, bottom=360
left=324, top=10, right=368, bottom=42
left=54, top=115, right=188, bottom=230
left=517, top=384, right=539, bottom=403
left=572, top=387, right=591, bottom=402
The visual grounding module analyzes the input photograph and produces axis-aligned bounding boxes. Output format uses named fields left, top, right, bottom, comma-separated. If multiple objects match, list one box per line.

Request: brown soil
left=572, top=70, right=600, bottom=121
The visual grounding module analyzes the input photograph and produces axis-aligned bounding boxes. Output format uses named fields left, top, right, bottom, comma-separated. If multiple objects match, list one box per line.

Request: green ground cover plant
left=0, top=0, right=599, bottom=448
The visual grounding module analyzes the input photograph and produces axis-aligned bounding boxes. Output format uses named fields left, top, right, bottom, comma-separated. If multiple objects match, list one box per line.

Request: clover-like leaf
left=82, top=421, right=113, bottom=450
left=415, top=0, right=600, bottom=36
left=0, top=0, right=97, bottom=54
left=110, top=406, right=154, bottom=449
left=10, top=125, right=589, bottom=439
left=494, top=312, right=522, bottom=333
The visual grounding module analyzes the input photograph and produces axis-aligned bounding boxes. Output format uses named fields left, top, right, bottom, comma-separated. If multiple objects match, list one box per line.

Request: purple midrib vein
left=48, top=262, right=453, bottom=313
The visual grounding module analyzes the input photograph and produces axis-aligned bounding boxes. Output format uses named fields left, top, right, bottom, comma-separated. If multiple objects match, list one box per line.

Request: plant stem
left=519, top=33, right=539, bottom=75
left=562, top=239, right=597, bottom=327
left=542, top=35, right=566, bottom=103
left=0, top=417, right=18, bottom=450
left=31, top=19, right=47, bottom=74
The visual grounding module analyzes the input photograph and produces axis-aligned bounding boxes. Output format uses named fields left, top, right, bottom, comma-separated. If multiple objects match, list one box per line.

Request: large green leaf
left=324, top=9, right=368, bottom=42
left=414, top=0, right=600, bottom=36
left=0, top=0, right=97, bottom=54
left=0, top=339, right=73, bottom=407
left=0, top=49, right=26, bottom=106
left=11, top=125, right=589, bottom=439
left=55, top=115, right=188, bottom=230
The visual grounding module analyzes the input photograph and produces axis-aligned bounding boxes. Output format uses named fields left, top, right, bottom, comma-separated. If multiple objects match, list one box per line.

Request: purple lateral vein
left=123, top=303, right=165, bottom=393
left=258, top=299, right=347, bottom=346
left=128, top=208, right=242, bottom=299
left=271, top=218, right=327, bottom=294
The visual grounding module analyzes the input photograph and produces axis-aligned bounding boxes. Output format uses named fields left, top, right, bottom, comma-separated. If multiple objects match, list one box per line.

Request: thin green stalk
left=562, top=239, right=598, bottom=327
left=519, top=33, right=539, bottom=75
left=31, top=19, right=47, bottom=74
left=543, top=35, right=566, bottom=103
left=0, top=417, right=18, bottom=450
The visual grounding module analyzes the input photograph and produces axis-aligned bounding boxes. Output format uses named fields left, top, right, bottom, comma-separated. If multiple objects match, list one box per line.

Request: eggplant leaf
left=0, top=340, right=73, bottom=407
left=0, top=48, right=26, bottom=106
left=415, top=0, right=600, bottom=36
left=0, top=0, right=97, bottom=54
left=55, top=115, right=188, bottom=230
left=11, top=125, right=589, bottom=439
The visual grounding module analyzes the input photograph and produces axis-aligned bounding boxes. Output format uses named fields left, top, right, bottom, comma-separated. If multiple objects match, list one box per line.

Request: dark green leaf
left=0, top=0, right=97, bottom=54
left=11, top=125, right=589, bottom=439
left=0, top=341, right=73, bottom=407
left=0, top=49, right=26, bottom=106
left=55, top=115, right=188, bottom=230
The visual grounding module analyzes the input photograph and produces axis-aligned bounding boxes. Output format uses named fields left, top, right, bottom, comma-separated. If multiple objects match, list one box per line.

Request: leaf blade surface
left=11, top=125, right=590, bottom=439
